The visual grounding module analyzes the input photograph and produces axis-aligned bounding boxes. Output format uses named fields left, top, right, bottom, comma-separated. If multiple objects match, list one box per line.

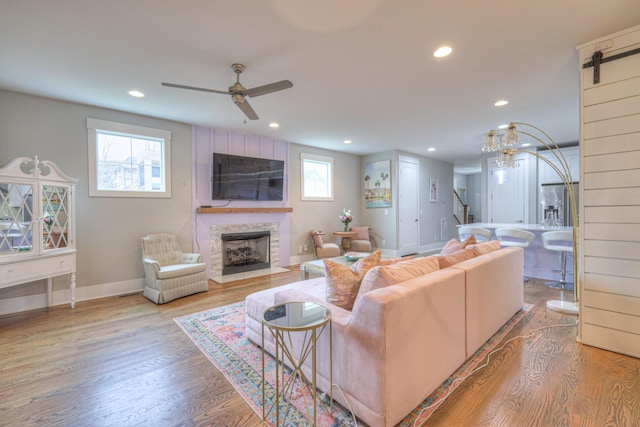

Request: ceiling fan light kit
left=161, top=63, right=293, bottom=120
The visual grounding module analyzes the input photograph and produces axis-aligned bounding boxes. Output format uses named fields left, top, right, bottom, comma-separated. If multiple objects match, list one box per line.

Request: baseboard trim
left=289, top=254, right=316, bottom=265
left=0, top=279, right=145, bottom=316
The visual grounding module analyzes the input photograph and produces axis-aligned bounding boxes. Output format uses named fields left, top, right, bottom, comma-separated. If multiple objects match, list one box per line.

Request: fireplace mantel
left=197, top=207, right=293, bottom=214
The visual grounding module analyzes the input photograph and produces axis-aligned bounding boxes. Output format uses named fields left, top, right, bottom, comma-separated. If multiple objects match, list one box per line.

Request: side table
left=332, top=231, right=357, bottom=253
left=262, top=302, right=332, bottom=426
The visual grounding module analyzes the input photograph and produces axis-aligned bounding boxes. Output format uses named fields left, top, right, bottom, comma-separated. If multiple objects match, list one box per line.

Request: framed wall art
left=364, top=160, right=392, bottom=208
left=429, top=178, right=439, bottom=202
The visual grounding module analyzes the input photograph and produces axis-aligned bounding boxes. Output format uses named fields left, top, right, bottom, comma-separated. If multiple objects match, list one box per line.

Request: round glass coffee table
left=262, top=301, right=332, bottom=426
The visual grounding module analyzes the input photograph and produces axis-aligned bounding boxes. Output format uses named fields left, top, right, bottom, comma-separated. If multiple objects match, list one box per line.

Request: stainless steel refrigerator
left=539, top=182, right=579, bottom=227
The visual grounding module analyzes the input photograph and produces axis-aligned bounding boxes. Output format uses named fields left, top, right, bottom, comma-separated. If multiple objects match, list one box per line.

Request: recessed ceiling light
left=269, top=122, right=280, bottom=128
left=494, top=100, right=509, bottom=107
left=427, top=147, right=436, bottom=152
left=521, top=143, right=531, bottom=147
left=433, top=46, right=452, bottom=58
left=343, top=140, right=352, bottom=144
left=498, top=124, right=509, bottom=129
left=128, top=90, right=144, bottom=98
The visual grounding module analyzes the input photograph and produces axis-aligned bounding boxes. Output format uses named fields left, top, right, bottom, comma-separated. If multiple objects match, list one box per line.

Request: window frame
left=87, top=118, right=172, bottom=198
left=300, top=153, right=334, bottom=201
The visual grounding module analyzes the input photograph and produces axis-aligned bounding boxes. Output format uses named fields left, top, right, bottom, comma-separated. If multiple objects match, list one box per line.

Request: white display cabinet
left=0, top=156, right=78, bottom=308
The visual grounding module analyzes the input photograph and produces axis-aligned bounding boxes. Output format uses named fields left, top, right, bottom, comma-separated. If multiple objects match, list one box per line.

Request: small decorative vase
left=343, top=223, right=349, bottom=232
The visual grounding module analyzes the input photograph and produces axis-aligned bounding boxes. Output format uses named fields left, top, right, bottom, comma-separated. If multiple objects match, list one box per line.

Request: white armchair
left=140, top=233, right=208, bottom=304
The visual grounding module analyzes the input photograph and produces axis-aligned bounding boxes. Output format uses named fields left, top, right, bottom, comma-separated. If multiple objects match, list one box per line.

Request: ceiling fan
left=161, top=63, right=293, bottom=120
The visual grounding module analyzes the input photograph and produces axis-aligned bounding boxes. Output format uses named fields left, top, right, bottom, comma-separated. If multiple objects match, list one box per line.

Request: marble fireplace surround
left=210, top=222, right=288, bottom=283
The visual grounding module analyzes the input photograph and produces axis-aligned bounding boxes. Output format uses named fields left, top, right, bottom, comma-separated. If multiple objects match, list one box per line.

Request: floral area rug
left=174, top=302, right=533, bottom=426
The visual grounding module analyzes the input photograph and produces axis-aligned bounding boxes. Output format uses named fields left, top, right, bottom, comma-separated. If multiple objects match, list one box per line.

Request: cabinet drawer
left=0, top=253, right=76, bottom=288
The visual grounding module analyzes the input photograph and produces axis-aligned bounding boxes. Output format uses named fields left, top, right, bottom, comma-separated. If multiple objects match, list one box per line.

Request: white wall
left=578, top=24, right=640, bottom=357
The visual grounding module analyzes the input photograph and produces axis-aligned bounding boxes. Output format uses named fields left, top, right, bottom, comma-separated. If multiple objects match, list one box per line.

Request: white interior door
left=488, top=156, right=529, bottom=224
left=399, top=156, right=419, bottom=255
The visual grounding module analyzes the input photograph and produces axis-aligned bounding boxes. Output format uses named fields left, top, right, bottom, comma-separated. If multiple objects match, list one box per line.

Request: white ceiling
left=2, top=1, right=639, bottom=173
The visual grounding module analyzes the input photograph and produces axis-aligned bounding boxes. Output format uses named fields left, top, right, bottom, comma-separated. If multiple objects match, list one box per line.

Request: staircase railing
left=453, top=189, right=469, bottom=225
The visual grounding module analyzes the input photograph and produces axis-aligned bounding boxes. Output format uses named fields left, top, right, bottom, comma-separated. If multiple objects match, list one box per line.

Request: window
left=87, top=118, right=172, bottom=198
left=301, top=153, right=333, bottom=201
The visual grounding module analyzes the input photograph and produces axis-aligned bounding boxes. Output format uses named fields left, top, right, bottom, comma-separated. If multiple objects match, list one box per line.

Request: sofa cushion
left=356, top=256, right=440, bottom=301
left=156, top=262, right=206, bottom=279
left=467, top=240, right=501, bottom=256
left=378, top=255, right=415, bottom=265
left=437, top=248, right=476, bottom=268
left=324, top=259, right=363, bottom=310
left=440, top=235, right=477, bottom=255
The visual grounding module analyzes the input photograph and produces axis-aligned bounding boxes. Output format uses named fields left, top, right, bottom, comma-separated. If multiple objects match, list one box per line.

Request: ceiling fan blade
left=245, top=80, right=293, bottom=98
left=161, top=82, right=229, bottom=95
left=234, top=97, right=259, bottom=120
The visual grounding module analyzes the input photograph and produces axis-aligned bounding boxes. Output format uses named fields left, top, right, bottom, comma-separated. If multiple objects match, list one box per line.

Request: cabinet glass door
left=0, top=182, right=34, bottom=255
left=42, top=185, right=70, bottom=250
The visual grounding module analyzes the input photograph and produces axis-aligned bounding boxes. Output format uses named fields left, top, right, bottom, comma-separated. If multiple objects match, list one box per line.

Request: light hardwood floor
left=1, top=269, right=639, bottom=427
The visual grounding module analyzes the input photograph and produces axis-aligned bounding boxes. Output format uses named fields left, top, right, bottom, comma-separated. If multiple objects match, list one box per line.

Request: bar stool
left=541, top=230, right=574, bottom=290
left=458, top=225, right=492, bottom=242
left=495, top=228, right=535, bottom=281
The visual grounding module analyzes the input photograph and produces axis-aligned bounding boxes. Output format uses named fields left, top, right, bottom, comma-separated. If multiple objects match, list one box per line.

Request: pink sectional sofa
left=245, top=246, right=524, bottom=427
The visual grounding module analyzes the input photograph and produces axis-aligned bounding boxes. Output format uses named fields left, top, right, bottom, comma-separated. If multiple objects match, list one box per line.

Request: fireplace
left=221, top=230, right=271, bottom=275
left=209, top=222, right=285, bottom=283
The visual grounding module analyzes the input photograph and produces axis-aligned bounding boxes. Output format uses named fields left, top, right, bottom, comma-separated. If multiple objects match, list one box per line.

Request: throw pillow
left=437, top=248, right=476, bottom=269
left=350, top=250, right=381, bottom=277
left=440, top=238, right=464, bottom=255
left=324, top=259, right=362, bottom=310
left=357, top=256, right=440, bottom=301
left=462, top=235, right=478, bottom=247
left=439, top=235, right=477, bottom=255
left=467, top=240, right=501, bottom=256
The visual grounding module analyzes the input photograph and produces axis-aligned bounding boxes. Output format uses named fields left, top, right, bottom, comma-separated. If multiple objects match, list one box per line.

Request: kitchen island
left=459, top=223, right=574, bottom=282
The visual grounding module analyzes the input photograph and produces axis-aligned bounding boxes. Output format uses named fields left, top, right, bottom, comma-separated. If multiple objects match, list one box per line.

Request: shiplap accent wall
left=578, top=25, right=640, bottom=358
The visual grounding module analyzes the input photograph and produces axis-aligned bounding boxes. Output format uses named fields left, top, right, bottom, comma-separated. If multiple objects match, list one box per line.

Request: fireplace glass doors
left=221, top=231, right=270, bottom=275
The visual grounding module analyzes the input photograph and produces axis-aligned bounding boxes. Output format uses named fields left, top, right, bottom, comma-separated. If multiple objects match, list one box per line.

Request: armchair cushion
left=310, top=230, right=325, bottom=248
left=350, top=226, right=370, bottom=240
left=349, top=226, right=372, bottom=252
left=310, top=230, right=340, bottom=258
left=156, top=262, right=206, bottom=280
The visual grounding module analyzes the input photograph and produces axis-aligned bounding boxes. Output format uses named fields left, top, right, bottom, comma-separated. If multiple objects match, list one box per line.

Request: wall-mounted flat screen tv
left=212, top=153, right=285, bottom=201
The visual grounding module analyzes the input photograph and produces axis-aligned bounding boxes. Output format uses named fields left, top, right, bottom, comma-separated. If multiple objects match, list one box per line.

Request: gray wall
left=288, top=143, right=362, bottom=261
left=0, top=89, right=456, bottom=309
left=0, top=90, right=192, bottom=303
left=361, top=150, right=455, bottom=255
left=465, top=173, right=482, bottom=220
left=417, top=152, right=456, bottom=248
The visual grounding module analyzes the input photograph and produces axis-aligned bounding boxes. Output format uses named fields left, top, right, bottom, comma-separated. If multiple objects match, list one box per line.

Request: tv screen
left=212, top=153, right=285, bottom=201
